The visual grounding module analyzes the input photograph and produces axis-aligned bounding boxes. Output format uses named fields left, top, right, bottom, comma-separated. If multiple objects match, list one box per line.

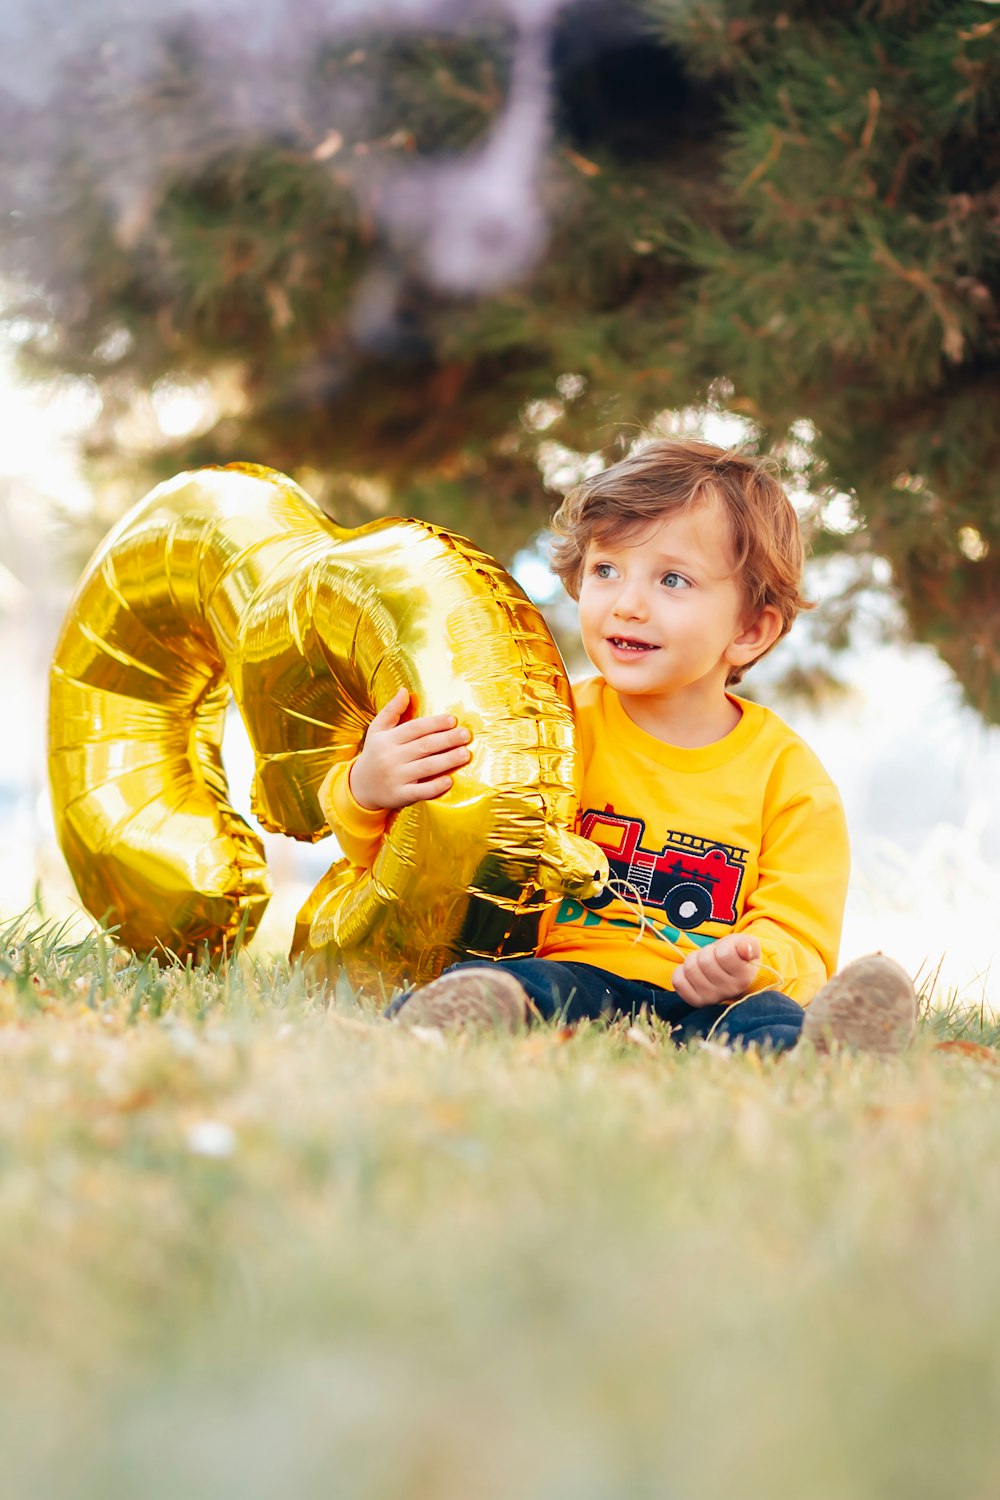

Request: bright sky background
left=2, top=351, right=998, bottom=1010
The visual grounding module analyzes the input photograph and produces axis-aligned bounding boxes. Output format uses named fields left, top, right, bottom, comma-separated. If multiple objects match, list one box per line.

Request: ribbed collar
left=601, top=680, right=766, bottom=772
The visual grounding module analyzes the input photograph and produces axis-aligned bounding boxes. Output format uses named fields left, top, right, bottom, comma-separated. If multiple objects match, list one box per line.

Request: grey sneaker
left=393, top=968, right=530, bottom=1034
left=801, top=953, right=918, bottom=1056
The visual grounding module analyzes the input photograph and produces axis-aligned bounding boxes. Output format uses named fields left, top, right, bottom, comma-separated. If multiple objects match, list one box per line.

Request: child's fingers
left=396, top=726, right=471, bottom=761
left=674, top=968, right=715, bottom=1006
left=673, top=973, right=704, bottom=1005
left=402, top=746, right=471, bottom=779
left=394, top=715, right=467, bottom=745
left=692, top=945, right=730, bottom=981
left=734, top=936, right=760, bottom=965
left=369, top=689, right=410, bottom=730
left=714, top=937, right=759, bottom=976
left=675, top=939, right=760, bottom=1006
left=412, top=725, right=470, bottom=752
left=403, top=774, right=455, bottom=801
left=674, top=951, right=715, bottom=1002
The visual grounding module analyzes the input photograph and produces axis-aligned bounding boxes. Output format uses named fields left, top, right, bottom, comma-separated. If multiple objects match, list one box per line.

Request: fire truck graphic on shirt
left=579, top=805, right=747, bottom=930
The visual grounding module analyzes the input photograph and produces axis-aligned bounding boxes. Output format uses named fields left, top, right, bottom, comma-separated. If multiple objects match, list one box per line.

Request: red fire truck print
left=580, top=805, right=746, bottom=930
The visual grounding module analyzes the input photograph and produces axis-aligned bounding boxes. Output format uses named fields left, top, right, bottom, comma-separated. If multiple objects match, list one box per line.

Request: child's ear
left=726, top=604, right=783, bottom=667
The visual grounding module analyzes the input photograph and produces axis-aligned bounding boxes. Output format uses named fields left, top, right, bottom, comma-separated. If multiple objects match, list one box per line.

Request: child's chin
left=604, top=666, right=662, bottom=697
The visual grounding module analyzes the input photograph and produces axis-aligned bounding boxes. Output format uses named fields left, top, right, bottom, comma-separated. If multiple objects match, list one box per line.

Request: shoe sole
left=393, top=969, right=529, bottom=1033
left=801, top=953, right=917, bottom=1056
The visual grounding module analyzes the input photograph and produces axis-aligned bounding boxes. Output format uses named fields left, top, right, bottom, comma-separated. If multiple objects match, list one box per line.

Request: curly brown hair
left=548, top=438, right=811, bottom=684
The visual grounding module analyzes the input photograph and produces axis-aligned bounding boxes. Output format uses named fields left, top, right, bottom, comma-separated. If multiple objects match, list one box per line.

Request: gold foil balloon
left=48, top=464, right=606, bottom=990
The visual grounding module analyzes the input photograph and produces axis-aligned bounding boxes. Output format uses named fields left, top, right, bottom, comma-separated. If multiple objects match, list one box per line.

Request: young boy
left=322, top=439, right=917, bottom=1053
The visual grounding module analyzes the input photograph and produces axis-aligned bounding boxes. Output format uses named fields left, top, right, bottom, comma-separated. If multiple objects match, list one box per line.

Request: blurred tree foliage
left=1, top=1, right=998, bottom=716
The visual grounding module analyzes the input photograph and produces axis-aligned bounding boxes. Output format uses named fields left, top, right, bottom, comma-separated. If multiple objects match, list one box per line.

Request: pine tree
left=645, top=0, right=1000, bottom=718
left=1, top=2, right=997, bottom=716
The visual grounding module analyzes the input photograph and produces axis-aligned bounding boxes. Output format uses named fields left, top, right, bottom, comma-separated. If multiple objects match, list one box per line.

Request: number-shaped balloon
left=48, top=464, right=606, bottom=992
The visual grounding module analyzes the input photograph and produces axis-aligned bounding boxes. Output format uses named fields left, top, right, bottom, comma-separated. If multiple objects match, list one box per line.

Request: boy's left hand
left=673, top=934, right=761, bottom=1007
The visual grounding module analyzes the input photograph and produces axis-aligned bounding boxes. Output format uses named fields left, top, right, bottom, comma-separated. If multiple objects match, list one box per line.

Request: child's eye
left=592, top=562, right=615, bottom=579
left=661, top=571, right=690, bottom=590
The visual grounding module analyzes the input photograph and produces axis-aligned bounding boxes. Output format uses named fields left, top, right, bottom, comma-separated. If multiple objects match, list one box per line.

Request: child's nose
left=612, top=582, right=647, bottom=619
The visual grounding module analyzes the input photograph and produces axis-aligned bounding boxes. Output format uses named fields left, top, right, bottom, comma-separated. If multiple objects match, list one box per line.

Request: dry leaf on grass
left=935, top=1040, right=1000, bottom=1066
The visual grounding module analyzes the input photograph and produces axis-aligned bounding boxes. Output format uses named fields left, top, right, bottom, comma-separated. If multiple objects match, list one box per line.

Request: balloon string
left=603, top=875, right=786, bottom=998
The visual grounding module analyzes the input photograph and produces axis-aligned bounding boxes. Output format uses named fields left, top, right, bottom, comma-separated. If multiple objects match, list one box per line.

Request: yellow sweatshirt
left=319, top=675, right=850, bottom=1005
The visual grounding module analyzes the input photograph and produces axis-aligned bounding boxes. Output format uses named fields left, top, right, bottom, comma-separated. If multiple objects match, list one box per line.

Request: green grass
left=2, top=911, right=1000, bottom=1500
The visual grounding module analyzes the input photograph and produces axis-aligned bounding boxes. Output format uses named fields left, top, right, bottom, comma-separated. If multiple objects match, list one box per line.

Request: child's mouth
left=608, top=637, right=657, bottom=653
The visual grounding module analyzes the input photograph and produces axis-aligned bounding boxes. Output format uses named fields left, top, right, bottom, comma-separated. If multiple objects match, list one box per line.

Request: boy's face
left=577, top=495, right=757, bottom=713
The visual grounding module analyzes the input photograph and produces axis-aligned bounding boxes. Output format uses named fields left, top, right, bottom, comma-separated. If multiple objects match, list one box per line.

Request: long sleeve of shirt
left=318, top=759, right=387, bottom=869
left=732, top=778, right=849, bottom=1002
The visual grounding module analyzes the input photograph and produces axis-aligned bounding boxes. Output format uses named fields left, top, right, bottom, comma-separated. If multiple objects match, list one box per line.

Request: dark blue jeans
left=441, top=957, right=805, bottom=1052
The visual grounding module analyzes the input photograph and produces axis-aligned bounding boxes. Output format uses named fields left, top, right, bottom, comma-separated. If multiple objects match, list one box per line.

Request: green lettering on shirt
left=554, top=897, right=601, bottom=927
left=555, top=898, right=583, bottom=923
left=554, top=897, right=721, bottom=949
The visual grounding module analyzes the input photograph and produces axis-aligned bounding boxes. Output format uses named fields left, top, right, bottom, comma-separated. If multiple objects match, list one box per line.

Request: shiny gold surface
left=48, top=464, right=606, bottom=990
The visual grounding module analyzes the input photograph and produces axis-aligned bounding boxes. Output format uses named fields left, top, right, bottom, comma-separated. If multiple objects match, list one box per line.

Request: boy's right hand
left=672, top=933, right=762, bottom=1007
left=348, top=688, right=472, bottom=812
